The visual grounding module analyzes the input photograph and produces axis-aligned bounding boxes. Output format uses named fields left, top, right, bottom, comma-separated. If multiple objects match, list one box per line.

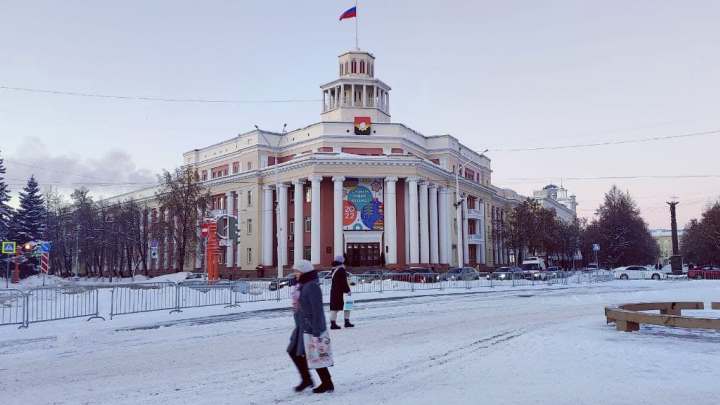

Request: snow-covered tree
left=0, top=151, right=12, bottom=240
left=10, top=175, right=46, bottom=244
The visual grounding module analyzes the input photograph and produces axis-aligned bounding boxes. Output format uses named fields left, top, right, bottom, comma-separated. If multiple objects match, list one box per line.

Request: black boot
left=289, top=354, right=314, bottom=392
left=344, top=319, right=354, bottom=328
left=330, top=321, right=341, bottom=330
left=313, top=368, right=335, bottom=394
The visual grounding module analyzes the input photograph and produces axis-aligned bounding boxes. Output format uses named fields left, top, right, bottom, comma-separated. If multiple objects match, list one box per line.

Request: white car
left=612, top=265, right=665, bottom=280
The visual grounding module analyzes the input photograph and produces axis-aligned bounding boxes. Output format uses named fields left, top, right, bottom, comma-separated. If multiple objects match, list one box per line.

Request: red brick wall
left=341, top=147, right=383, bottom=156
left=320, top=178, right=334, bottom=267
left=396, top=178, right=407, bottom=267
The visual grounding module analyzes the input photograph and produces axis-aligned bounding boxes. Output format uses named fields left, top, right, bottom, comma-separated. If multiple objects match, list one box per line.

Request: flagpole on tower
left=355, top=0, right=359, bottom=50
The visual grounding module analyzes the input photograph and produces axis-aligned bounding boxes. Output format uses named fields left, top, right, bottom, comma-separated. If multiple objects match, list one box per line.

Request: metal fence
left=110, top=282, right=179, bottom=319
left=3, top=269, right=616, bottom=327
left=0, top=289, right=27, bottom=327
left=1, top=286, right=104, bottom=328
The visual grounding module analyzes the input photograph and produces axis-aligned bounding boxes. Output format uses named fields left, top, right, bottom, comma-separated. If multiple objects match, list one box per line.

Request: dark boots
left=312, top=367, right=335, bottom=394
left=289, top=354, right=314, bottom=392
left=330, top=321, right=341, bottom=330
left=344, top=319, right=354, bottom=328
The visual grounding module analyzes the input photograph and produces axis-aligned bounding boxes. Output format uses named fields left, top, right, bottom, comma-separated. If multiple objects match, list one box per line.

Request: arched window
left=351, top=59, right=357, bottom=73
left=360, top=60, right=365, bottom=74
left=339, top=63, right=343, bottom=75
left=369, top=63, right=373, bottom=76
left=345, top=61, right=349, bottom=75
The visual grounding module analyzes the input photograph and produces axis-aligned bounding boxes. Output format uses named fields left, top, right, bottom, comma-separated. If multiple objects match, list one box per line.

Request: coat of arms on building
left=354, top=116, right=371, bottom=135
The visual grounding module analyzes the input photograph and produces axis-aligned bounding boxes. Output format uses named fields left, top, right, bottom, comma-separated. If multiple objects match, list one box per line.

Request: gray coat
left=287, top=276, right=327, bottom=356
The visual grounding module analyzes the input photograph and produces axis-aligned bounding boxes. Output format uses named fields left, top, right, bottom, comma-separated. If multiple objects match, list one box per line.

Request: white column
left=162, top=209, right=169, bottom=270
left=463, top=198, right=470, bottom=264
left=362, top=85, right=367, bottom=107
left=438, top=187, right=449, bottom=264
left=225, top=191, right=235, bottom=267
left=407, top=177, right=420, bottom=264
left=293, top=179, right=304, bottom=265
left=235, top=192, right=242, bottom=267
left=456, top=192, right=464, bottom=267
left=384, top=177, right=398, bottom=265
left=310, top=176, right=322, bottom=265
left=276, top=183, right=289, bottom=276
left=429, top=185, right=439, bottom=264
left=351, top=84, right=355, bottom=106
left=332, top=176, right=345, bottom=258
left=419, top=181, right=430, bottom=264
left=404, top=180, right=410, bottom=263
left=262, top=185, right=274, bottom=266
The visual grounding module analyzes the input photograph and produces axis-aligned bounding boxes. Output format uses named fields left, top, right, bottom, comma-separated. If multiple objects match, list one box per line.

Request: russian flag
left=339, top=6, right=357, bottom=21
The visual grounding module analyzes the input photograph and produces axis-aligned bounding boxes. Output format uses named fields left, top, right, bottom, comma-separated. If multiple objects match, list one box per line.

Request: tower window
left=360, top=60, right=365, bottom=74
left=339, top=63, right=343, bottom=75
left=351, top=59, right=357, bottom=73
left=345, top=61, right=349, bottom=74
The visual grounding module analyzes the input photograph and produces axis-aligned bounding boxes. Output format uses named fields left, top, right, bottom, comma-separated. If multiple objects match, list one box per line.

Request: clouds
left=3, top=137, right=156, bottom=202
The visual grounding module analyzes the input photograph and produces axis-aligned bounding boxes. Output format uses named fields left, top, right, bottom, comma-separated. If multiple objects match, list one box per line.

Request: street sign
left=150, top=247, right=158, bottom=259
left=39, top=241, right=52, bottom=253
left=592, top=243, right=600, bottom=252
left=1, top=241, right=16, bottom=255
left=150, top=240, right=159, bottom=249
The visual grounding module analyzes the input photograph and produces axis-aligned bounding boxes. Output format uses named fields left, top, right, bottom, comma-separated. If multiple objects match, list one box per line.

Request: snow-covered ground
left=1, top=280, right=719, bottom=405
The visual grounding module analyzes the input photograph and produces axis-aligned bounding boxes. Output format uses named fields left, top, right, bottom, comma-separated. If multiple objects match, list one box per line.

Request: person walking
left=287, top=260, right=335, bottom=394
left=329, top=255, right=353, bottom=329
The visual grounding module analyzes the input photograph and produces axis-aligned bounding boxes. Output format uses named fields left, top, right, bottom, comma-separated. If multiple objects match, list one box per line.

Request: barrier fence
left=2, top=270, right=615, bottom=328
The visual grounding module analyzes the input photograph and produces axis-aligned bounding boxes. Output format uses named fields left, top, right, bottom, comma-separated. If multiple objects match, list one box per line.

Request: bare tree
left=155, top=166, right=209, bottom=273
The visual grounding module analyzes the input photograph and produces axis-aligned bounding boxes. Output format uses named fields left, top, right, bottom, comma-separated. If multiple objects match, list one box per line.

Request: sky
left=1, top=1, right=719, bottom=229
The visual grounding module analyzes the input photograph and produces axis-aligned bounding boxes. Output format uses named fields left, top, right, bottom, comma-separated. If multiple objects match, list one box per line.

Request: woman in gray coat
left=287, top=260, right=334, bottom=394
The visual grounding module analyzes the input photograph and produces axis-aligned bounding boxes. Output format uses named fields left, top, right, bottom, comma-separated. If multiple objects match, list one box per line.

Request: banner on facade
left=343, top=178, right=384, bottom=231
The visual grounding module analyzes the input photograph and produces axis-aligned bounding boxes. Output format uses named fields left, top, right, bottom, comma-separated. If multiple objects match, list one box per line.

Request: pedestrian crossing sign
left=2, top=241, right=16, bottom=255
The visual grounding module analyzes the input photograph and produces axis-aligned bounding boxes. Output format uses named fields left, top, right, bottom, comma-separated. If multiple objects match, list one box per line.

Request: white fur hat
left=294, top=259, right=314, bottom=273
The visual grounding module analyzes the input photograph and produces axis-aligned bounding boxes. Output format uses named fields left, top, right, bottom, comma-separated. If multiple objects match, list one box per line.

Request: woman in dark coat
left=329, top=255, right=353, bottom=329
left=287, top=260, right=334, bottom=394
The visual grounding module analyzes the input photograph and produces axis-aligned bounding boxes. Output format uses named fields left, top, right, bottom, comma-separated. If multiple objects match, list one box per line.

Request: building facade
left=533, top=184, right=578, bottom=223
left=109, top=49, right=524, bottom=277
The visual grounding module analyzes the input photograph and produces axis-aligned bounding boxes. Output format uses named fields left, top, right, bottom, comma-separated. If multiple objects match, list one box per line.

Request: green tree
left=10, top=176, right=46, bottom=244
left=0, top=151, right=12, bottom=240
left=580, top=186, right=658, bottom=268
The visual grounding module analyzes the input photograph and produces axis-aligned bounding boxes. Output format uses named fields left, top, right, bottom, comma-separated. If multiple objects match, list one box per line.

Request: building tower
left=320, top=50, right=392, bottom=123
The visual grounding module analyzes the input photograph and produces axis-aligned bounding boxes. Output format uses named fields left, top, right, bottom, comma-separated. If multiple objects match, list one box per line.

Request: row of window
left=340, top=59, right=373, bottom=76
left=201, top=161, right=254, bottom=181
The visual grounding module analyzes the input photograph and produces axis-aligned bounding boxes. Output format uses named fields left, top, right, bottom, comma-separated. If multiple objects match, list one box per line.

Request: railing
left=25, top=286, right=104, bottom=325
left=0, top=289, right=27, bottom=327
left=110, top=282, right=178, bottom=319
left=2, top=269, right=616, bottom=328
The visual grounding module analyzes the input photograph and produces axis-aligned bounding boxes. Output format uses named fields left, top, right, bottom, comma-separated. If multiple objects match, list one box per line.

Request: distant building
left=650, top=229, right=684, bottom=263
left=532, top=184, right=578, bottom=223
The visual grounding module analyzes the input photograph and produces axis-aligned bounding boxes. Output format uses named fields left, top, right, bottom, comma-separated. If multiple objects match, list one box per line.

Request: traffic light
left=23, top=242, right=34, bottom=252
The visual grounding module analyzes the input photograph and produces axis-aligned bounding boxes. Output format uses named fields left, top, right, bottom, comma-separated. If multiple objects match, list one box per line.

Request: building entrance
left=346, top=243, right=381, bottom=267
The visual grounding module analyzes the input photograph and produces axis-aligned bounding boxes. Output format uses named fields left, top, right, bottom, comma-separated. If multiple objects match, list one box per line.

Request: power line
left=496, top=174, right=720, bottom=183
left=487, top=129, right=720, bottom=152
left=0, top=85, right=321, bottom=104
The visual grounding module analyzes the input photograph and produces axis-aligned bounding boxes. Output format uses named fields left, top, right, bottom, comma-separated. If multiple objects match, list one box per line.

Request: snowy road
left=1, top=281, right=719, bottom=405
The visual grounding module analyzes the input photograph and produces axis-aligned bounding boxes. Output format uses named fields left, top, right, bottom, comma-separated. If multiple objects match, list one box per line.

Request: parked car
left=441, top=267, right=481, bottom=281
left=268, top=276, right=295, bottom=291
left=487, top=266, right=522, bottom=280
left=359, top=270, right=385, bottom=283
left=412, top=269, right=441, bottom=283
left=612, top=265, right=665, bottom=280
left=688, top=266, right=720, bottom=279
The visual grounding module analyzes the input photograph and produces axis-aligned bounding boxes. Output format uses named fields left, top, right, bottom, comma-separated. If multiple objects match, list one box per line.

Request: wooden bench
left=605, top=302, right=720, bottom=332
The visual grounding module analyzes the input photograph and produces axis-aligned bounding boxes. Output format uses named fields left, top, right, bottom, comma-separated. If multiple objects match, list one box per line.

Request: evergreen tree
left=580, top=186, right=659, bottom=267
left=0, top=151, right=12, bottom=240
left=10, top=175, right=46, bottom=244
